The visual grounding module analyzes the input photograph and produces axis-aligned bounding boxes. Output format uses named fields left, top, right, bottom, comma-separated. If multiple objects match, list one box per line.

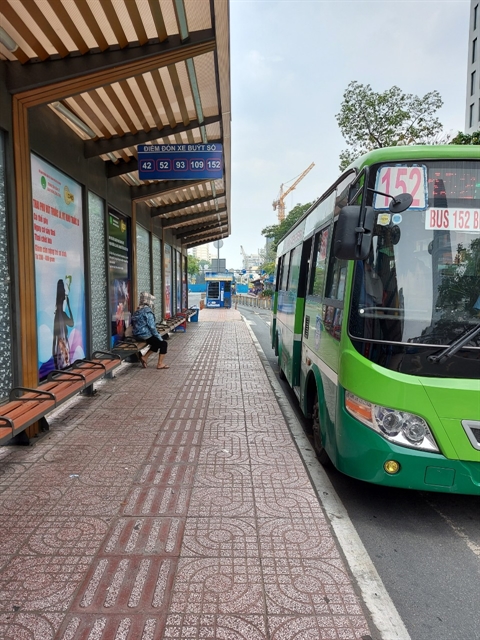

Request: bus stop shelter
left=0, top=0, right=231, bottom=437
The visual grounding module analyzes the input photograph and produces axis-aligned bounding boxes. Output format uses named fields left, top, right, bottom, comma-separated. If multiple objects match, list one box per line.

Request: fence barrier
left=233, top=295, right=272, bottom=310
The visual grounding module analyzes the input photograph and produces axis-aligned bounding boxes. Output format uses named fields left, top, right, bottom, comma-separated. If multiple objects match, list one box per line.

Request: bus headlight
left=345, top=392, right=439, bottom=453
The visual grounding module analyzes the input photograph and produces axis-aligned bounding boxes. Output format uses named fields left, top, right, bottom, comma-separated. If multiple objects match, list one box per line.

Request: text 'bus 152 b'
left=272, top=145, right=480, bottom=494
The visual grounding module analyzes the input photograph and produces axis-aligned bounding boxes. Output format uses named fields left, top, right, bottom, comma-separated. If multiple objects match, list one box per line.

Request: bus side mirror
left=333, top=206, right=375, bottom=261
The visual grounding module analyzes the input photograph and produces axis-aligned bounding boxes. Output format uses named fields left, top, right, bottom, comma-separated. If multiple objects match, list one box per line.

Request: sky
left=214, top=0, right=471, bottom=269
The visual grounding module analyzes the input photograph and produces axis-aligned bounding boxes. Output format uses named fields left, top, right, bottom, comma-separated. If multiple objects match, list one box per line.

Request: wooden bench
left=0, top=351, right=121, bottom=446
left=111, top=313, right=192, bottom=360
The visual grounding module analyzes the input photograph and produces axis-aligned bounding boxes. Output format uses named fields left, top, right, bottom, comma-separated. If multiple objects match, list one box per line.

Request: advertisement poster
left=164, top=243, right=172, bottom=319
left=31, top=154, right=86, bottom=378
left=108, top=209, right=130, bottom=346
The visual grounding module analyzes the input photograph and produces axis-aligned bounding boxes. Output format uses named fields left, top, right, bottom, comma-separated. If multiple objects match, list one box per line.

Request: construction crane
left=273, top=162, right=315, bottom=223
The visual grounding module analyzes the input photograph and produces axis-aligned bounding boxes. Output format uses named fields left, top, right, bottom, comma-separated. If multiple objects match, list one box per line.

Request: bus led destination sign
left=137, top=143, right=223, bottom=180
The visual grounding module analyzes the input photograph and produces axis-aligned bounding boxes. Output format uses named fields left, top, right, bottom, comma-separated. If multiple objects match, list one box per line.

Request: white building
left=466, top=1, right=480, bottom=133
left=189, top=244, right=213, bottom=263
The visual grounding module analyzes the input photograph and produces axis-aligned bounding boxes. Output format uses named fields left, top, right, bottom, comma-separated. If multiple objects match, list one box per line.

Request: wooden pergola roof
left=0, top=0, right=231, bottom=248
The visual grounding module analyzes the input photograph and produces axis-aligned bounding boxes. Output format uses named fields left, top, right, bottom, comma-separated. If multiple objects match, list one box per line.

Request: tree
left=450, top=130, right=480, bottom=145
left=187, top=255, right=200, bottom=278
left=262, top=202, right=313, bottom=253
left=336, top=81, right=444, bottom=170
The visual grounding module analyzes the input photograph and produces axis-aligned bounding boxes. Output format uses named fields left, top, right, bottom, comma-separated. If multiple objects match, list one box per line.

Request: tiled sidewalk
left=0, top=309, right=373, bottom=640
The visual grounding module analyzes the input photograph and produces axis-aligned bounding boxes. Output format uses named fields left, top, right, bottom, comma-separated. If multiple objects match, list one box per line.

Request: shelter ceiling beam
left=183, top=232, right=229, bottom=247
left=131, top=179, right=210, bottom=201
left=179, top=224, right=228, bottom=241
left=154, top=195, right=224, bottom=220
left=7, top=30, right=216, bottom=107
left=85, top=117, right=221, bottom=158
left=164, top=206, right=227, bottom=229
left=172, top=216, right=228, bottom=237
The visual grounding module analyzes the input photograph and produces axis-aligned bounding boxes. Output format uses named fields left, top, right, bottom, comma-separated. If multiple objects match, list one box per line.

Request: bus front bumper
left=335, top=404, right=480, bottom=495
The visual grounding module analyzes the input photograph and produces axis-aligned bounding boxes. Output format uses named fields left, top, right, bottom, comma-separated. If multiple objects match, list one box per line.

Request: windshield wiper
left=428, top=322, right=480, bottom=364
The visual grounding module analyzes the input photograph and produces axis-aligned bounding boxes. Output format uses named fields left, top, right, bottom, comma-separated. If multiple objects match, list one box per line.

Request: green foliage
left=336, top=81, right=444, bottom=170
left=258, top=260, right=276, bottom=276
left=198, top=259, right=211, bottom=270
left=187, top=255, right=200, bottom=277
left=450, top=130, right=480, bottom=145
left=261, top=202, right=313, bottom=252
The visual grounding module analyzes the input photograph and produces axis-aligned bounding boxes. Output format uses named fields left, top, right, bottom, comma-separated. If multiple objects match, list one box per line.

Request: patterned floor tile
left=262, top=557, right=364, bottom=617
left=197, top=433, right=250, bottom=466
left=0, top=612, right=63, bottom=640
left=0, top=487, right=64, bottom=517
left=163, top=614, right=268, bottom=639
left=253, top=486, right=325, bottom=519
left=102, top=517, right=184, bottom=556
left=134, top=462, right=196, bottom=487
left=193, top=463, right=253, bottom=488
left=56, top=614, right=167, bottom=640
left=70, top=556, right=177, bottom=614
left=18, top=516, right=112, bottom=556
left=0, top=556, right=92, bottom=612
left=257, top=518, right=339, bottom=559
left=188, top=485, right=255, bottom=518
left=181, top=517, right=259, bottom=557
left=146, top=445, right=200, bottom=466
left=122, top=484, right=191, bottom=517
left=49, top=486, right=125, bottom=517
left=169, top=558, right=265, bottom=615
left=267, top=615, right=371, bottom=640
left=251, top=463, right=313, bottom=490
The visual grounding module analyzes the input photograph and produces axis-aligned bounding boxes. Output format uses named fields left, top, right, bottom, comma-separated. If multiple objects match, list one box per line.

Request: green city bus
left=272, top=146, right=480, bottom=494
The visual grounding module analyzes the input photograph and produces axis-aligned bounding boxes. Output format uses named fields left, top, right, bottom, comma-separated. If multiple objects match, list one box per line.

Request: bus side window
left=324, top=223, right=348, bottom=340
left=325, top=254, right=348, bottom=300
left=288, top=246, right=302, bottom=292
left=280, top=252, right=291, bottom=291
left=309, top=227, right=329, bottom=296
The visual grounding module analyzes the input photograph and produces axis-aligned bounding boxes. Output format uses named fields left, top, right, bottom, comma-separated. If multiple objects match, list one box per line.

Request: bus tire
left=279, top=365, right=286, bottom=381
left=312, top=394, right=331, bottom=466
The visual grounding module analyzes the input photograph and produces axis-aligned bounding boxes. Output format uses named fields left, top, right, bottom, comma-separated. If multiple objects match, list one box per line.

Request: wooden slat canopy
left=0, top=0, right=231, bottom=247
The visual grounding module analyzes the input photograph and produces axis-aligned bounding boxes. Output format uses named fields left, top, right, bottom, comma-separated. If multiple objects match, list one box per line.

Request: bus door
left=290, top=237, right=313, bottom=392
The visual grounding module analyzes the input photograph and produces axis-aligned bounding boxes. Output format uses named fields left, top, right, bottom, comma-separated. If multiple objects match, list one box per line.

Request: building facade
left=466, top=0, right=480, bottom=132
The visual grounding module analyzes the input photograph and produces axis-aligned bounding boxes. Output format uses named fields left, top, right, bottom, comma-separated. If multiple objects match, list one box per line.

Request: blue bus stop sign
left=138, top=143, right=223, bottom=180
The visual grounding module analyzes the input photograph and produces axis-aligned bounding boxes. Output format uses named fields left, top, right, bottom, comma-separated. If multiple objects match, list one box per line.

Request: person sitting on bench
left=131, top=292, right=169, bottom=370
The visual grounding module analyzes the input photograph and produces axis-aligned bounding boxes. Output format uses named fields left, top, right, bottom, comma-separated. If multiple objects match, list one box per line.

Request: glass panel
left=0, top=132, right=12, bottom=398
left=136, top=224, right=151, bottom=297
left=88, top=192, right=108, bottom=352
left=310, top=228, right=329, bottom=296
left=176, top=250, right=181, bottom=312
left=287, top=245, right=302, bottom=291
left=152, top=235, right=162, bottom=319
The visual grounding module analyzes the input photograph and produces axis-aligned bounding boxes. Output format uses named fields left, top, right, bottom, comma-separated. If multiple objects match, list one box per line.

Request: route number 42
left=374, top=165, right=427, bottom=210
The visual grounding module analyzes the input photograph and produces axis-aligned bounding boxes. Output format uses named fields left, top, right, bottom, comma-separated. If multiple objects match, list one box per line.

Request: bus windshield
left=349, top=160, right=480, bottom=348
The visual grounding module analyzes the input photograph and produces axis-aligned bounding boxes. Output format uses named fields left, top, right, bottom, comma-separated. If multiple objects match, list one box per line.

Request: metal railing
left=233, top=294, right=273, bottom=310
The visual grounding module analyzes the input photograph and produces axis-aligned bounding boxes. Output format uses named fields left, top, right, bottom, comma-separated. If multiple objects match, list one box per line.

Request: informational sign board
left=138, top=143, right=223, bottom=180
left=31, top=154, right=86, bottom=378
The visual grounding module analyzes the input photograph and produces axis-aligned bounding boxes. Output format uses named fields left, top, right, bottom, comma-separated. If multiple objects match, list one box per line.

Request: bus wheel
left=279, top=364, right=286, bottom=381
left=312, top=395, right=330, bottom=466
